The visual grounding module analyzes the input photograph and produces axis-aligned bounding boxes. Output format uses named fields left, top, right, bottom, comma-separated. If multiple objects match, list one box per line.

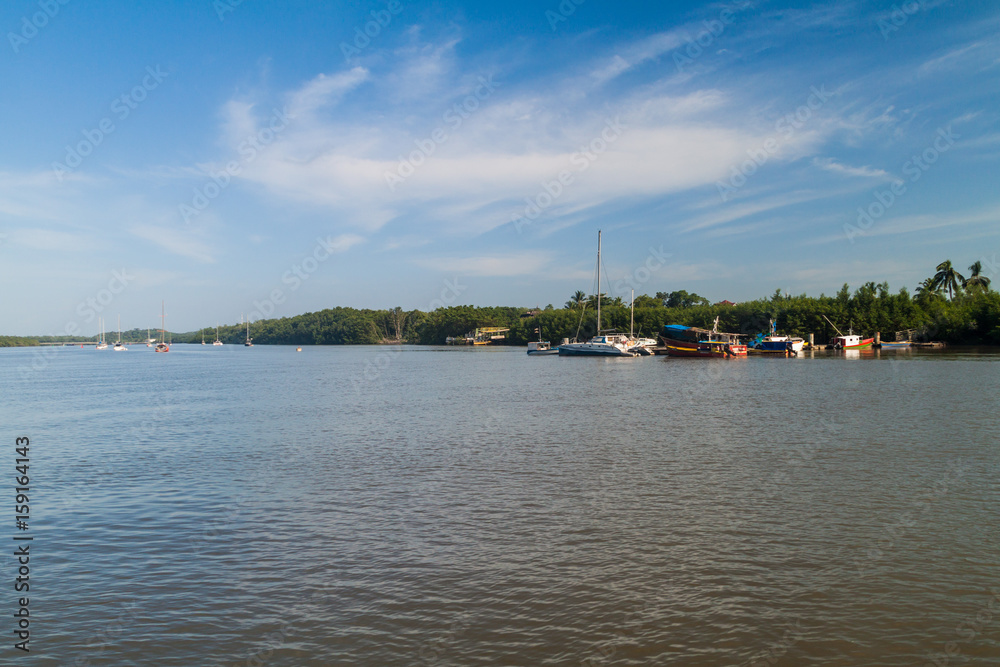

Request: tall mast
left=596, top=230, right=602, bottom=335
left=160, top=301, right=165, bottom=343
left=630, top=288, right=634, bottom=339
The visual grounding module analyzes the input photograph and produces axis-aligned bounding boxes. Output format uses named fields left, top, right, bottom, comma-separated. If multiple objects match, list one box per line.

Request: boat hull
left=831, top=337, right=874, bottom=349
left=660, top=337, right=747, bottom=358
left=558, top=343, right=634, bottom=357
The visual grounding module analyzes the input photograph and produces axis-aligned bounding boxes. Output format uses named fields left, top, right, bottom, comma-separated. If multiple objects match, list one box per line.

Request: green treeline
left=0, top=336, right=40, bottom=347
left=10, top=260, right=1000, bottom=347
left=177, top=280, right=998, bottom=347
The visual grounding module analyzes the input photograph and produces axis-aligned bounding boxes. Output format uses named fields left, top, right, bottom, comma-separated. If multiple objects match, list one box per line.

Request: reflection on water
left=1, top=344, right=997, bottom=665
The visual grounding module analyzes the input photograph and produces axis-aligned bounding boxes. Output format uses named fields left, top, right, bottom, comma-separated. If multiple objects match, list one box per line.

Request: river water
left=1, top=344, right=998, bottom=666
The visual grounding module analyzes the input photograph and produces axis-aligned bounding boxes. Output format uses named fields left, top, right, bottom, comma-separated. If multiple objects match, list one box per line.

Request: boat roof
left=662, top=324, right=743, bottom=337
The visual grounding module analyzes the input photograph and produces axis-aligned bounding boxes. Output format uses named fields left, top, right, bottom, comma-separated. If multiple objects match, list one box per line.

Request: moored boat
left=828, top=333, right=874, bottom=349
left=659, top=318, right=747, bottom=358
left=557, top=231, right=636, bottom=357
left=113, top=315, right=127, bottom=351
left=559, top=333, right=635, bottom=356
left=527, top=340, right=559, bottom=355
left=95, top=317, right=108, bottom=350
left=749, top=319, right=803, bottom=355
left=155, top=302, right=169, bottom=353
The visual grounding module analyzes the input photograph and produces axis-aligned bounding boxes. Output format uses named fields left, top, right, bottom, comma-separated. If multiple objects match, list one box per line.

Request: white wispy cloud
left=129, top=224, right=215, bottom=263
left=812, top=157, right=890, bottom=179
left=414, top=251, right=552, bottom=276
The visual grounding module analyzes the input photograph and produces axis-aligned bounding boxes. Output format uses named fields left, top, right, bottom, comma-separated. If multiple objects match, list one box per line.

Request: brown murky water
left=3, top=344, right=998, bottom=665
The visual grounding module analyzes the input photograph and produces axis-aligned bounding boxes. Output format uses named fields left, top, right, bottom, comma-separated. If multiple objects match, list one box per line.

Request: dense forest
left=4, top=259, right=997, bottom=347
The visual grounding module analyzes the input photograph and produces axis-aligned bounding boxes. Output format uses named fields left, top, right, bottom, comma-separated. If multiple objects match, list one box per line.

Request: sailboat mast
left=630, top=288, right=634, bottom=339
left=596, top=230, right=602, bottom=335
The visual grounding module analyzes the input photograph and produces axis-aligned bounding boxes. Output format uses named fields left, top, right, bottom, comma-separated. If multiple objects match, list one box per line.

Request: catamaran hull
left=558, top=344, right=634, bottom=357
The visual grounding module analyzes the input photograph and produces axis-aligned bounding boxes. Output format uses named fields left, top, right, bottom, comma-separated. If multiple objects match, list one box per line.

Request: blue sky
left=1, top=0, right=998, bottom=335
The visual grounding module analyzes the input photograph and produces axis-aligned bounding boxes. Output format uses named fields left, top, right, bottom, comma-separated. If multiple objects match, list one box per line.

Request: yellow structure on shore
left=445, top=327, right=510, bottom=345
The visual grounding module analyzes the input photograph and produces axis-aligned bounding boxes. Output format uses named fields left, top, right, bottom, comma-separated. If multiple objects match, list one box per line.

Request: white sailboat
left=146, top=328, right=154, bottom=347
left=213, top=324, right=223, bottom=346
left=244, top=317, right=253, bottom=347
left=626, top=289, right=655, bottom=355
left=558, top=231, right=635, bottom=357
left=113, top=315, right=127, bottom=351
left=95, top=317, right=108, bottom=350
left=155, top=302, right=169, bottom=353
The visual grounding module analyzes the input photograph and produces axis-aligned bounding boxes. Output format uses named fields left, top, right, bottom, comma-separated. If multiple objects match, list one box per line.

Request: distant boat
left=829, top=333, right=874, bottom=350
left=625, top=289, right=655, bottom=355
left=201, top=331, right=206, bottom=345
left=146, top=328, right=154, bottom=348
left=244, top=318, right=253, bottom=347
left=659, top=317, right=747, bottom=358
left=155, top=302, right=169, bottom=353
left=527, top=341, right=558, bottom=355
left=821, top=315, right=873, bottom=350
left=213, top=324, right=223, bottom=346
left=95, top=317, right=108, bottom=350
left=113, top=315, right=127, bottom=351
left=749, top=319, right=803, bottom=355
left=558, top=231, right=636, bottom=357
left=527, top=321, right=558, bottom=356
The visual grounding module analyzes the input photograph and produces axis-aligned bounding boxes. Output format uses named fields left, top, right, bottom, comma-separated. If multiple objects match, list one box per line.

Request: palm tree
left=963, top=260, right=991, bottom=293
left=915, top=278, right=942, bottom=302
left=564, top=290, right=587, bottom=309
left=931, top=260, right=965, bottom=300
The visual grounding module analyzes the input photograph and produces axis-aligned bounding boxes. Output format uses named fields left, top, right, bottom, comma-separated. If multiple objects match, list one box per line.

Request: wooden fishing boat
left=829, top=334, right=874, bottom=349
left=659, top=318, right=747, bottom=358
